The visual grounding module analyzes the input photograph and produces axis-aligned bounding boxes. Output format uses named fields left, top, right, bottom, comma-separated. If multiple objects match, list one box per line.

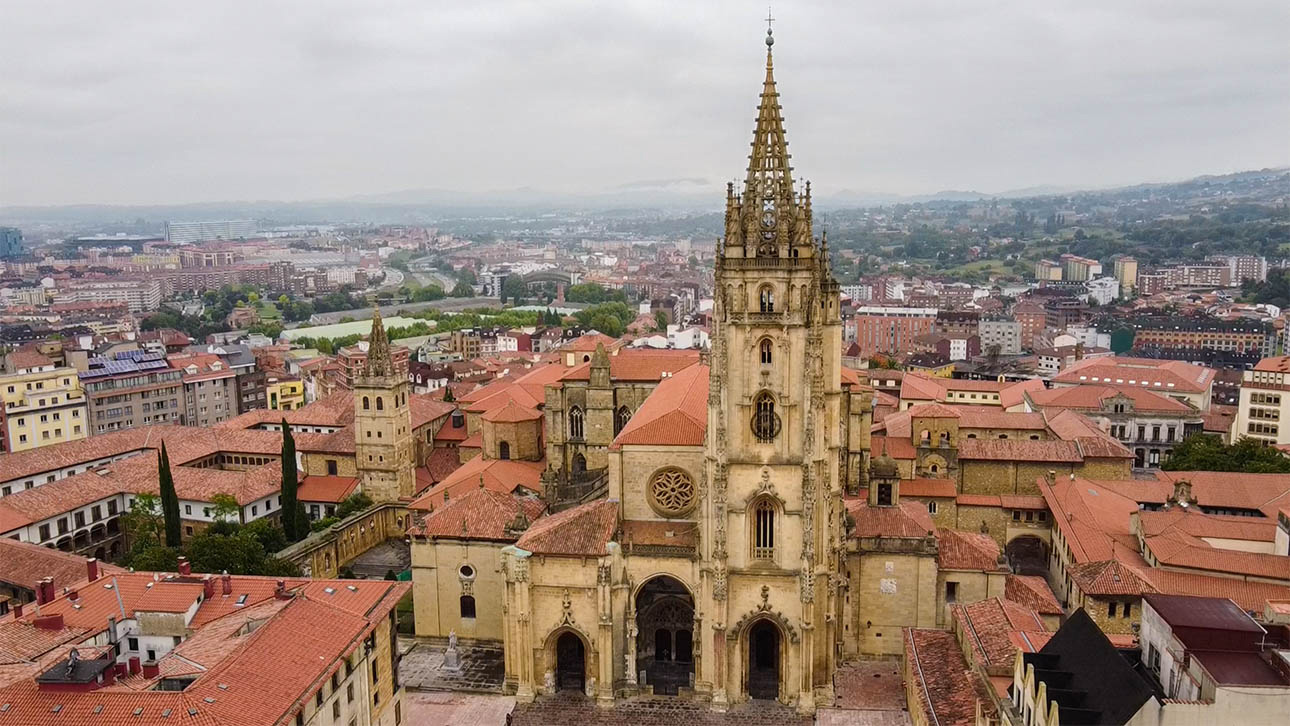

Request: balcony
left=722, top=256, right=814, bottom=271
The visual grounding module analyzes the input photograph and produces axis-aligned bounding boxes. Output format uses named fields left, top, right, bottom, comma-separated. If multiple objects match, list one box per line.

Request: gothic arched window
left=759, top=338, right=773, bottom=365
left=759, top=285, right=775, bottom=314
left=752, top=498, right=776, bottom=560
left=752, top=391, right=779, bottom=443
left=460, top=595, right=476, bottom=619
left=569, top=406, right=585, bottom=440
left=498, top=441, right=511, bottom=460
left=362, top=396, right=370, bottom=410
left=376, top=397, right=384, bottom=411
left=614, top=405, right=632, bottom=435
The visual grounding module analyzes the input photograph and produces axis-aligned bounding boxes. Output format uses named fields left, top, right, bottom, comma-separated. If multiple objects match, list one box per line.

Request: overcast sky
left=2, top=0, right=1287, bottom=206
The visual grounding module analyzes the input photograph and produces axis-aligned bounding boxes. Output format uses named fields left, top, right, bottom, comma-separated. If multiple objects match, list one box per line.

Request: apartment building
left=1113, top=256, right=1138, bottom=298
left=1060, top=254, right=1103, bottom=282
left=978, top=317, right=1022, bottom=355
left=1233, top=355, right=1290, bottom=445
left=167, top=352, right=238, bottom=427
left=164, top=219, right=257, bottom=243
left=50, top=277, right=163, bottom=313
left=1012, top=301, right=1048, bottom=349
left=0, top=349, right=87, bottom=453
left=853, top=306, right=938, bottom=357
left=1033, top=259, right=1062, bottom=281
left=1211, top=254, right=1268, bottom=283
left=79, top=350, right=184, bottom=434
left=1165, top=263, right=1232, bottom=289
left=1125, top=316, right=1274, bottom=357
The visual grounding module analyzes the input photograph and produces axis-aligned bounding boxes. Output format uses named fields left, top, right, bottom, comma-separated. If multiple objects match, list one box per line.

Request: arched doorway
left=1005, top=535, right=1049, bottom=576
left=555, top=633, right=585, bottom=692
left=635, top=576, right=695, bottom=695
left=747, top=620, right=780, bottom=701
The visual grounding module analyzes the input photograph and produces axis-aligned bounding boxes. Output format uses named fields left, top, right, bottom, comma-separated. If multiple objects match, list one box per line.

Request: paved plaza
left=400, top=640, right=506, bottom=693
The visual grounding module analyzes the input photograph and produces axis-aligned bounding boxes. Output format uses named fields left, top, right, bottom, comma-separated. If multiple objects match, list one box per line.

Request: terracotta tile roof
left=459, top=432, right=483, bottom=449
left=1005, top=575, right=1063, bottom=615
left=422, top=447, right=463, bottom=485
left=1026, top=384, right=1196, bottom=414
left=904, top=628, right=998, bottom=726
left=481, top=399, right=542, bottom=423
left=1254, top=355, right=1290, bottom=372
left=999, top=494, right=1047, bottom=509
left=868, top=435, right=915, bottom=461
left=409, top=488, right=545, bottom=541
left=136, top=581, right=207, bottom=613
left=1053, top=356, right=1215, bottom=394
left=846, top=497, right=935, bottom=538
left=1136, top=509, right=1276, bottom=543
left=1038, top=477, right=1151, bottom=565
left=410, top=395, right=456, bottom=430
left=610, top=363, right=708, bottom=448
left=899, top=373, right=948, bottom=401
left=0, top=539, right=121, bottom=595
left=1142, top=529, right=1290, bottom=581
left=558, top=349, right=700, bottom=383
left=561, top=333, right=620, bottom=352
left=956, top=493, right=1002, bottom=507
left=1068, top=560, right=1157, bottom=596
left=297, top=475, right=359, bottom=504
left=1149, top=471, right=1290, bottom=518
left=1000, top=378, right=1046, bottom=409
left=906, top=402, right=961, bottom=418
left=405, top=455, right=545, bottom=512
left=434, top=416, right=470, bottom=442
left=900, top=478, right=957, bottom=498
left=955, top=408, right=1047, bottom=430
left=958, top=438, right=1083, bottom=463
left=515, top=499, right=618, bottom=556
left=953, top=597, right=1049, bottom=672
left=619, top=520, right=699, bottom=549
left=937, top=529, right=1004, bottom=571
left=6, top=349, right=53, bottom=370
left=0, top=425, right=187, bottom=486
left=1137, top=568, right=1290, bottom=612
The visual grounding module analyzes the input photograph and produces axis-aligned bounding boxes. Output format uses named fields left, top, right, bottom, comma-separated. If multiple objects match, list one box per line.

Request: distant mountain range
left=3, top=168, right=1286, bottom=228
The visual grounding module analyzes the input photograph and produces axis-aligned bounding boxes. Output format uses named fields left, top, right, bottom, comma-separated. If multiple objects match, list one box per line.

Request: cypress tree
left=158, top=442, right=182, bottom=548
left=280, top=419, right=301, bottom=541
left=442, top=385, right=455, bottom=403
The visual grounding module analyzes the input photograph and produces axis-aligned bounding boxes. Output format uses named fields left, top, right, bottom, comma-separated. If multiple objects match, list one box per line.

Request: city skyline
left=2, top=0, right=1287, bottom=207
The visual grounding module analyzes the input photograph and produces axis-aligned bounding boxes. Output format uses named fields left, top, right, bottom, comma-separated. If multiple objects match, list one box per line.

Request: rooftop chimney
left=36, top=577, right=55, bottom=605
left=67, top=588, right=78, bottom=603
left=128, top=657, right=141, bottom=675
left=221, top=572, right=232, bottom=596
left=86, top=558, right=100, bottom=583
left=12, top=603, right=23, bottom=618
left=202, top=574, right=215, bottom=599
left=33, top=613, right=64, bottom=630
left=274, top=579, right=290, bottom=600
left=176, top=557, right=191, bottom=576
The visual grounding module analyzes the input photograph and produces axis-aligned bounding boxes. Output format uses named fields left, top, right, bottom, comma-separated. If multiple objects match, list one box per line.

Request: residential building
left=853, top=305, right=938, bottom=357
left=979, top=317, right=1022, bottom=355
left=1120, top=316, right=1274, bottom=357
left=1114, top=256, right=1139, bottom=299
left=167, top=353, right=238, bottom=427
left=1034, top=259, right=1063, bottom=281
left=0, top=349, right=87, bottom=453
left=1137, top=270, right=1168, bottom=297
left=1086, top=276, right=1119, bottom=305
left=50, top=277, right=163, bottom=313
left=1211, top=254, right=1268, bottom=283
left=79, top=350, right=185, bottom=434
left=1164, top=263, right=1233, bottom=289
left=935, top=310, right=980, bottom=339
left=164, top=219, right=257, bottom=243
left=1233, top=355, right=1290, bottom=445
left=266, top=377, right=306, bottom=411
left=1012, top=301, right=1048, bottom=349
left=0, top=568, right=410, bottom=726
left=1060, top=254, right=1103, bottom=282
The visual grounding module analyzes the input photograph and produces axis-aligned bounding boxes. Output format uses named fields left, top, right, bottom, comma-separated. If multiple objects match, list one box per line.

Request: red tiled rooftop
left=937, top=529, right=1003, bottom=571
left=515, top=499, right=618, bottom=556
left=297, top=475, right=359, bottom=504
left=901, top=478, right=957, bottom=498
left=847, top=497, right=935, bottom=539
left=904, top=628, right=998, bottom=726
left=409, top=488, right=545, bottom=541
left=611, top=363, right=707, bottom=448
left=1005, top=575, right=1063, bottom=615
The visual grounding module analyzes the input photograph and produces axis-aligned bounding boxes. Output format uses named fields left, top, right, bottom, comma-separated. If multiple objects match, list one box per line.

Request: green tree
left=336, top=492, right=374, bottom=519
left=123, top=492, right=165, bottom=553
left=185, top=531, right=268, bottom=575
left=158, top=443, right=182, bottom=548
left=654, top=311, right=669, bottom=331
left=451, top=281, right=475, bottom=297
left=280, top=419, right=303, bottom=541
left=130, top=545, right=181, bottom=572
left=1162, top=435, right=1290, bottom=473
left=501, top=276, right=528, bottom=305
left=209, top=493, right=241, bottom=523
left=442, top=385, right=455, bottom=403
left=1110, top=328, right=1135, bottom=354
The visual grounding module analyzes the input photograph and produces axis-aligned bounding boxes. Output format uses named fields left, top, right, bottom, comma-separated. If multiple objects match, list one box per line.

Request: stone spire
left=744, top=22, right=794, bottom=204
left=365, top=307, right=393, bottom=378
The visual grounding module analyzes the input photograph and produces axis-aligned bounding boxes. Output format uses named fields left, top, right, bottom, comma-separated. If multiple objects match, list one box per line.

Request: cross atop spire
left=365, top=307, right=394, bottom=378
left=744, top=12, right=794, bottom=232
left=765, top=6, right=775, bottom=40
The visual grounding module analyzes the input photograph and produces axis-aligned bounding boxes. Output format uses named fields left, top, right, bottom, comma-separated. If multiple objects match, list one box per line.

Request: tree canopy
left=1161, top=434, right=1290, bottom=473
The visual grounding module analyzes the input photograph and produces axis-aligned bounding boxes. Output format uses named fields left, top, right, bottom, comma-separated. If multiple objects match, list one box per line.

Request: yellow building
left=265, top=377, right=306, bottom=411
left=0, top=350, right=87, bottom=453
left=1114, top=256, right=1138, bottom=299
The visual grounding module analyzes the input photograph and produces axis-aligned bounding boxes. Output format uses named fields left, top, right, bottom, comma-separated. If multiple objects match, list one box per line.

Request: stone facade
left=354, top=310, right=416, bottom=502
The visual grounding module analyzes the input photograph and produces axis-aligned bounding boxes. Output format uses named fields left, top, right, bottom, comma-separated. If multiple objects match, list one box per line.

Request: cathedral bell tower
left=354, top=309, right=415, bottom=502
left=700, top=20, right=845, bottom=712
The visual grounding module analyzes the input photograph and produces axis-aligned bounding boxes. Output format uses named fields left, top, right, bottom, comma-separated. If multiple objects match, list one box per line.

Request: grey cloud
left=0, top=0, right=1286, bottom=206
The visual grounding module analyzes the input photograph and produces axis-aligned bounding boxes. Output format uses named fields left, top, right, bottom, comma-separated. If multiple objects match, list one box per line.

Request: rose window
left=648, top=468, right=696, bottom=516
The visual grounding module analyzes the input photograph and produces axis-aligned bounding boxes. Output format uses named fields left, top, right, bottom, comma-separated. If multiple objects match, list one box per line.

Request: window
left=1108, top=602, right=1118, bottom=618
left=376, top=397, right=384, bottom=411
left=614, top=405, right=632, bottom=435
left=946, top=581, right=958, bottom=603
left=362, top=397, right=370, bottom=410
left=347, top=683, right=354, bottom=703
left=185, top=505, right=192, bottom=515
left=876, top=482, right=893, bottom=506
left=568, top=406, right=584, bottom=440
left=752, top=391, right=778, bottom=442
left=327, top=460, right=338, bottom=476
left=759, top=285, right=775, bottom=313
left=332, top=700, right=340, bottom=719
left=460, top=595, right=476, bottom=619
left=1123, top=601, right=1132, bottom=618
left=752, top=498, right=776, bottom=560
left=498, top=441, right=510, bottom=460
left=759, top=338, right=773, bottom=365
left=316, top=690, right=323, bottom=707
left=927, top=500, right=938, bottom=514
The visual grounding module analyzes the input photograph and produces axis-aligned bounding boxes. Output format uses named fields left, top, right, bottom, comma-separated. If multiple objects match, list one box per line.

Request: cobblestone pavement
left=403, top=691, right=515, bottom=725
left=511, top=693, right=811, bottom=726
left=832, top=660, right=905, bottom=711
left=400, top=641, right=506, bottom=693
